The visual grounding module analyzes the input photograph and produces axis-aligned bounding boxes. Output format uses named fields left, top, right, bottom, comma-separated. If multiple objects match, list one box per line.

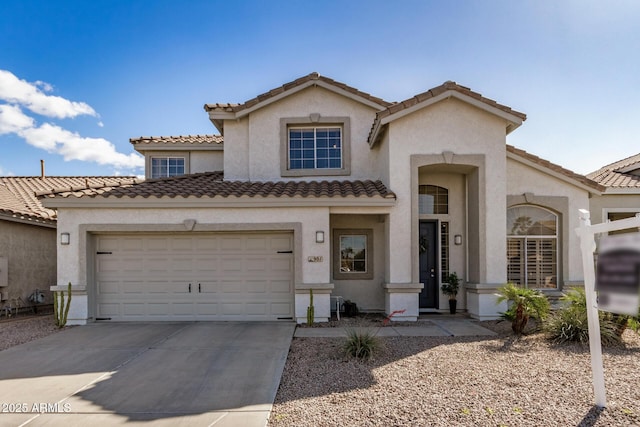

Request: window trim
left=146, top=152, right=189, bottom=179
left=333, top=228, right=373, bottom=280
left=280, top=116, right=351, bottom=177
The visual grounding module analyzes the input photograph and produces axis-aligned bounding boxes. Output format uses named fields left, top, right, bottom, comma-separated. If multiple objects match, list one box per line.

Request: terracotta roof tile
left=587, top=153, right=640, bottom=188
left=368, top=81, right=527, bottom=145
left=39, top=172, right=396, bottom=201
left=0, top=176, right=136, bottom=223
left=506, top=145, right=604, bottom=192
left=130, top=135, right=223, bottom=145
left=204, top=72, right=393, bottom=113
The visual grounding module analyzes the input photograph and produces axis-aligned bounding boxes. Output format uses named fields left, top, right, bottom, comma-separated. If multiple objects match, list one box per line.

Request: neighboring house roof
left=368, top=81, right=527, bottom=146
left=506, top=145, right=604, bottom=194
left=130, top=135, right=223, bottom=151
left=0, top=176, right=137, bottom=226
left=39, top=172, right=396, bottom=207
left=204, top=72, right=393, bottom=133
left=587, top=153, right=640, bottom=190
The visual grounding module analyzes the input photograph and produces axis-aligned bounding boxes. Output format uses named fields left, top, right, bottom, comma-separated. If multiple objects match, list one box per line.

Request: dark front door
left=419, top=221, right=438, bottom=309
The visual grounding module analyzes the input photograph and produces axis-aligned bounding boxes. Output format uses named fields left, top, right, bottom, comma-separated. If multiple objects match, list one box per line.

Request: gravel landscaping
left=0, top=314, right=64, bottom=351
left=269, top=320, right=640, bottom=427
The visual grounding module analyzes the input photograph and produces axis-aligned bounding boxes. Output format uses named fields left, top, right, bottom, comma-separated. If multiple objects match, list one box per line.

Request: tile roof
left=38, top=172, right=396, bottom=201
left=587, top=153, right=640, bottom=188
left=204, top=72, right=393, bottom=113
left=369, top=81, right=526, bottom=145
left=506, top=145, right=604, bottom=192
left=0, top=176, right=137, bottom=224
left=130, top=135, right=223, bottom=145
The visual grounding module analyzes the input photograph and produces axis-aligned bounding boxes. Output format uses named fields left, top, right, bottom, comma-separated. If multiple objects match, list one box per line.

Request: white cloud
left=0, top=104, right=34, bottom=134
left=0, top=70, right=144, bottom=172
left=0, top=69, right=97, bottom=119
left=18, top=123, right=144, bottom=170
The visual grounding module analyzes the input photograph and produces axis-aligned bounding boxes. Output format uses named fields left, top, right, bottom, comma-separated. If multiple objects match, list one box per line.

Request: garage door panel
left=271, top=280, right=293, bottom=293
left=246, top=281, right=267, bottom=293
left=195, top=303, right=218, bottom=315
left=220, top=237, right=242, bottom=251
left=271, top=303, right=293, bottom=315
left=96, top=280, right=119, bottom=295
left=270, top=258, right=294, bottom=273
left=95, top=233, right=294, bottom=321
left=221, top=280, right=243, bottom=293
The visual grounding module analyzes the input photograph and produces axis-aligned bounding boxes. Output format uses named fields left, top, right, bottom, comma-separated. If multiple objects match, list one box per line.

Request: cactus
left=306, top=289, right=314, bottom=325
left=54, top=282, right=72, bottom=328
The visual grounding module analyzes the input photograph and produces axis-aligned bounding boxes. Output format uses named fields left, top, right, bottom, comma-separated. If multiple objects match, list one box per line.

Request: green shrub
left=545, top=287, right=630, bottom=346
left=343, top=328, right=379, bottom=360
left=496, top=283, right=550, bottom=335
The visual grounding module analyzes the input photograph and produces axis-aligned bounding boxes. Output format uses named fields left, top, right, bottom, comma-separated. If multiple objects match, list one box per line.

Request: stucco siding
left=226, top=86, right=379, bottom=181
left=190, top=151, right=223, bottom=174
left=0, top=221, right=56, bottom=307
left=589, top=194, right=640, bottom=225
left=223, top=118, right=250, bottom=180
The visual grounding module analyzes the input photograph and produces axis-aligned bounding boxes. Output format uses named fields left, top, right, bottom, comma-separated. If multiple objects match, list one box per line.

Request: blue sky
left=0, top=0, right=639, bottom=177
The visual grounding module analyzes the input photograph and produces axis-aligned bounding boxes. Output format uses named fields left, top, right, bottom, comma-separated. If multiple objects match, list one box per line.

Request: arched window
left=507, top=205, right=558, bottom=289
left=419, top=185, right=448, bottom=214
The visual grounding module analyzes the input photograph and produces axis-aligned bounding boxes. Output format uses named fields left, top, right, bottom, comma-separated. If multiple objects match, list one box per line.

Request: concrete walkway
left=295, top=318, right=497, bottom=337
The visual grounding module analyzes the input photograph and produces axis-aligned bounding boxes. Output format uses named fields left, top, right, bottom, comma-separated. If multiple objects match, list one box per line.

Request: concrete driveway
left=0, top=322, right=295, bottom=426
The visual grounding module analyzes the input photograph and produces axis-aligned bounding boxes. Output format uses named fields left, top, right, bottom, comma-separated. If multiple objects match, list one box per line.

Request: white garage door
left=94, top=232, right=294, bottom=321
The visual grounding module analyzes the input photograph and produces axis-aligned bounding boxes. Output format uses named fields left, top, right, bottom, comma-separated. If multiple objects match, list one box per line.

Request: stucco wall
left=191, top=151, right=223, bottom=173
left=330, top=214, right=385, bottom=312
left=224, top=86, right=380, bottom=182
left=589, top=193, right=640, bottom=225
left=223, top=118, right=250, bottom=180
left=386, top=98, right=509, bottom=285
left=506, top=157, right=591, bottom=285
left=0, top=220, right=56, bottom=307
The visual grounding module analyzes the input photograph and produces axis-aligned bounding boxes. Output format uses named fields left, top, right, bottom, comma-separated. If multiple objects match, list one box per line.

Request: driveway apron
left=0, top=322, right=295, bottom=426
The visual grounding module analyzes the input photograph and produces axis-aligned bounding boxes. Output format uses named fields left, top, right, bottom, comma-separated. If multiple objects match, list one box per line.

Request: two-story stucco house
left=41, top=72, right=605, bottom=325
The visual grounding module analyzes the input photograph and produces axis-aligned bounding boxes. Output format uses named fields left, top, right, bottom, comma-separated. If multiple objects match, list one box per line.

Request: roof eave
left=133, top=143, right=223, bottom=152
left=40, top=195, right=397, bottom=209
left=0, top=211, right=56, bottom=228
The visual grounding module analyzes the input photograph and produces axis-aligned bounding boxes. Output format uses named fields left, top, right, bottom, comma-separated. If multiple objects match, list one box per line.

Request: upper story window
left=151, top=157, right=185, bottom=179
left=289, top=127, right=342, bottom=170
left=280, top=116, right=351, bottom=177
left=419, top=185, right=448, bottom=214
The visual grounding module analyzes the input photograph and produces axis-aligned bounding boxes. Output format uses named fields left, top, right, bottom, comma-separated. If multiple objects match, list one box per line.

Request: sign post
left=576, top=209, right=606, bottom=408
left=575, top=209, right=640, bottom=408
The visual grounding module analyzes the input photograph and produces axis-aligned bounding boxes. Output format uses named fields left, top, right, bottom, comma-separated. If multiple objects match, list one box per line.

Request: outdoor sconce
left=315, top=231, right=325, bottom=243
left=454, top=234, right=462, bottom=245
left=60, top=232, right=70, bottom=245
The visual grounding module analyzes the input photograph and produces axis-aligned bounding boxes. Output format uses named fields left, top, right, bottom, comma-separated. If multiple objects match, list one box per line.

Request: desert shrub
left=545, top=287, right=630, bottom=346
left=343, top=328, right=379, bottom=360
left=496, top=283, right=550, bottom=335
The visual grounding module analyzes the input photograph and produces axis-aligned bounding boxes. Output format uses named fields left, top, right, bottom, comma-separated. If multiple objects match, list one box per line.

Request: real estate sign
left=596, top=233, right=640, bottom=316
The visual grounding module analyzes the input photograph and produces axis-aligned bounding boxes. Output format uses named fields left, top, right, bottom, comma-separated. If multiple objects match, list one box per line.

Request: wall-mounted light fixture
left=454, top=234, right=462, bottom=245
left=315, top=231, right=325, bottom=243
left=60, top=232, right=70, bottom=245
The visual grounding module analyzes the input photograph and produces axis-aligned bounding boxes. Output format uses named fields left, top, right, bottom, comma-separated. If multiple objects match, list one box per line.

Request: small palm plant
left=496, top=283, right=550, bottom=335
